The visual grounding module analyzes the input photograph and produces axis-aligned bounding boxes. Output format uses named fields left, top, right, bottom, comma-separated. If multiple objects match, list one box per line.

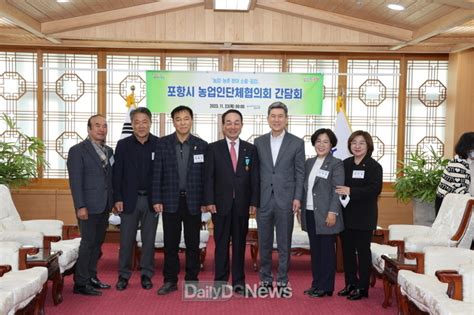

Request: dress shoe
left=257, top=282, right=273, bottom=296
left=276, top=283, right=292, bottom=298
left=347, top=288, right=369, bottom=300
left=309, top=289, right=333, bottom=298
left=89, top=277, right=111, bottom=289
left=337, top=284, right=356, bottom=296
left=234, top=285, right=254, bottom=297
left=157, top=282, right=178, bottom=295
left=115, top=277, right=128, bottom=291
left=141, top=275, right=153, bottom=290
left=73, top=284, right=102, bottom=296
left=304, top=287, right=317, bottom=295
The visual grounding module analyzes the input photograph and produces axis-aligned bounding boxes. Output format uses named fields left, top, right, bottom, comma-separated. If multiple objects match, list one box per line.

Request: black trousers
left=118, top=195, right=159, bottom=279
left=212, top=200, right=249, bottom=287
left=162, top=195, right=201, bottom=283
left=341, top=228, right=373, bottom=290
left=74, top=210, right=108, bottom=286
left=306, top=210, right=336, bottom=292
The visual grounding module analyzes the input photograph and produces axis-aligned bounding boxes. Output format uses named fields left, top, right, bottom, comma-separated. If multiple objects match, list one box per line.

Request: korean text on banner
left=146, top=71, right=324, bottom=115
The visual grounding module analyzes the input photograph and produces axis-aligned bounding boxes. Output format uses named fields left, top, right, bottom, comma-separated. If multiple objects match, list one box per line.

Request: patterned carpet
left=45, top=239, right=396, bottom=315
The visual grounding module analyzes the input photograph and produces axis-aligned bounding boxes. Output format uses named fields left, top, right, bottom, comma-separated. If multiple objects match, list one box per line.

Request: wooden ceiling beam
left=41, top=0, right=204, bottom=35
left=431, top=0, right=474, bottom=10
left=391, top=9, right=474, bottom=50
left=256, top=0, right=413, bottom=41
left=450, top=42, right=474, bottom=52
left=0, top=0, right=60, bottom=44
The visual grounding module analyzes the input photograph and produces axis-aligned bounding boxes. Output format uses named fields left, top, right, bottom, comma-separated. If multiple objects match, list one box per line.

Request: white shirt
left=306, top=157, right=325, bottom=210
left=226, top=137, right=239, bottom=160
left=270, top=130, right=285, bottom=166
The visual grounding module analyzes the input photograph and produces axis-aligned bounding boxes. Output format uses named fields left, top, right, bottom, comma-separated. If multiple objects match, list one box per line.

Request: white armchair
left=371, top=194, right=474, bottom=277
left=135, top=212, right=212, bottom=269
left=397, top=246, right=474, bottom=315
left=0, top=241, right=49, bottom=315
left=0, top=184, right=80, bottom=302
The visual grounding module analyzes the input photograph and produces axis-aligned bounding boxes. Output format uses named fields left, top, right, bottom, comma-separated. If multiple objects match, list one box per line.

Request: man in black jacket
left=113, top=107, right=159, bottom=291
left=204, top=109, right=259, bottom=296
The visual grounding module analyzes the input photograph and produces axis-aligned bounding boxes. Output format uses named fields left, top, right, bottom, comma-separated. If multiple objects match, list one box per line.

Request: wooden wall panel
left=56, top=192, right=76, bottom=225
left=12, top=190, right=56, bottom=221
left=447, top=48, right=474, bottom=156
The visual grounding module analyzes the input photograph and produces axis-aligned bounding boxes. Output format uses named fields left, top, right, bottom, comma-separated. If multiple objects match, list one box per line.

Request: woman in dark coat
left=335, top=130, right=382, bottom=300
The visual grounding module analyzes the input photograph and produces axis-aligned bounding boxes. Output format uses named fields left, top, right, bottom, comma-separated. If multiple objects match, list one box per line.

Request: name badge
left=352, top=170, right=365, bottom=179
left=151, top=152, right=155, bottom=161
left=109, top=156, right=115, bottom=166
left=316, top=169, right=329, bottom=179
left=194, top=154, right=204, bottom=163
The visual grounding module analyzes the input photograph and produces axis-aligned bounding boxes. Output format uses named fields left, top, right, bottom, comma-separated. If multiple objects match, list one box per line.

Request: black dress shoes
left=347, top=288, right=369, bottom=300
left=257, top=282, right=273, bottom=296
left=89, top=277, right=111, bottom=289
left=337, top=284, right=356, bottom=296
left=276, top=283, right=292, bottom=298
left=234, top=285, right=254, bottom=297
left=304, top=287, right=317, bottom=295
left=73, top=284, right=102, bottom=296
left=309, top=290, right=333, bottom=298
left=141, top=275, right=153, bottom=290
left=116, top=277, right=128, bottom=291
left=157, top=282, right=178, bottom=295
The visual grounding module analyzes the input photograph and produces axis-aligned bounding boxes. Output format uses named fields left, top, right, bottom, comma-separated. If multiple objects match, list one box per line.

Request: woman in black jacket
left=335, top=130, right=383, bottom=300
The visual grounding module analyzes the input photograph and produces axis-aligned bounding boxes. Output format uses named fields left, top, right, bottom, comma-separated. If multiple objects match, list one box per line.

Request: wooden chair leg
left=398, top=285, right=410, bottom=315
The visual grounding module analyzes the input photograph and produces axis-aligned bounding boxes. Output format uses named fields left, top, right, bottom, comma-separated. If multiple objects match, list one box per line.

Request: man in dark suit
left=112, top=107, right=159, bottom=291
left=254, top=102, right=305, bottom=296
left=204, top=109, right=259, bottom=296
left=67, top=114, right=113, bottom=296
left=152, top=105, right=208, bottom=295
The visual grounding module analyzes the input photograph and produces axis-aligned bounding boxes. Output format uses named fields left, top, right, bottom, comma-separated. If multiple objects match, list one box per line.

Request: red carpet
left=45, top=239, right=396, bottom=314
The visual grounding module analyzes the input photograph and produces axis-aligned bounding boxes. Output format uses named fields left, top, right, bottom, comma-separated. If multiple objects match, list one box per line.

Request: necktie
left=230, top=141, right=237, bottom=172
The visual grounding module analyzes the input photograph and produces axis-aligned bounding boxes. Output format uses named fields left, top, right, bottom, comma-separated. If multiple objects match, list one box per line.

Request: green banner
left=146, top=71, right=323, bottom=115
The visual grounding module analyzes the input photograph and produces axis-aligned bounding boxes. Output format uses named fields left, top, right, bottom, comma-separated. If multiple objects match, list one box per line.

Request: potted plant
left=0, top=113, right=48, bottom=188
left=393, top=147, right=449, bottom=226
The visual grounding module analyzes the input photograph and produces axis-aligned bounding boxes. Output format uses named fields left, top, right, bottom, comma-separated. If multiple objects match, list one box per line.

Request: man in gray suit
left=254, top=102, right=305, bottom=297
left=67, top=114, right=113, bottom=296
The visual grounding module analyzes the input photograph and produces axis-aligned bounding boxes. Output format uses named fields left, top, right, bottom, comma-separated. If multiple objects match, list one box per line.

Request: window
left=42, top=53, right=98, bottom=178
left=106, top=55, right=161, bottom=147
left=165, top=57, right=219, bottom=142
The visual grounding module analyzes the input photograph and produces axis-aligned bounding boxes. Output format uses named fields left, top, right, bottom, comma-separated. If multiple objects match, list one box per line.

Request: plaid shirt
left=152, top=133, right=208, bottom=215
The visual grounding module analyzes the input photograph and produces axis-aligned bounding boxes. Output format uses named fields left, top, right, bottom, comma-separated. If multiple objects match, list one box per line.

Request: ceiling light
left=387, top=3, right=405, bottom=11
left=214, top=0, right=251, bottom=11
left=57, top=0, right=70, bottom=3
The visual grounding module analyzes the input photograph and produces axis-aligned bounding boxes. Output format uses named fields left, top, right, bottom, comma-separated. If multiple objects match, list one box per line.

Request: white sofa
left=397, top=246, right=474, bottom=315
left=371, top=194, right=474, bottom=276
left=135, top=212, right=212, bottom=269
left=0, top=260, right=48, bottom=315
left=0, top=184, right=81, bottom=304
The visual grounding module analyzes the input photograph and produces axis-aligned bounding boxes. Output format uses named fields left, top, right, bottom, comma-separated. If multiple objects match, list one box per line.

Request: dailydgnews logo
left=182, top=281, right=293, bottom=301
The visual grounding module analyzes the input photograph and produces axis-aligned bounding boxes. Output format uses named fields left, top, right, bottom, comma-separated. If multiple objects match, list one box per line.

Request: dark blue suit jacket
left=203, top=139, right=260, bottom=217
left=112, top=134, right=159, bottom=214
left=152, top=133, right=208, bottom=215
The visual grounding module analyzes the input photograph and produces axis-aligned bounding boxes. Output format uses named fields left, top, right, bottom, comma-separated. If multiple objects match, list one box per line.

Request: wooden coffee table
left=381, top=254, right=417, bottom=309
left=26, top=248, right=63, bottom=306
